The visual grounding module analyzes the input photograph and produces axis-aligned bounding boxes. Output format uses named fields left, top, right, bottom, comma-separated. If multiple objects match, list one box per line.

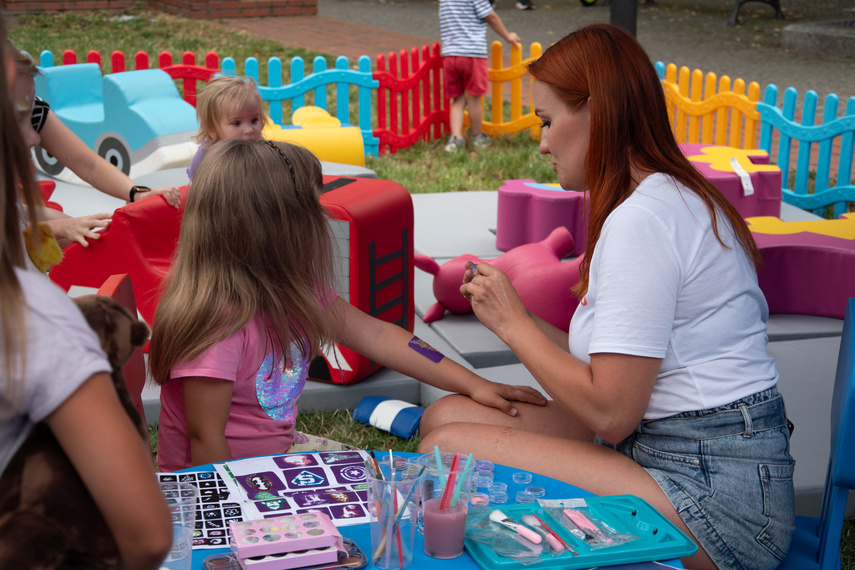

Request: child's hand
left=47, top=213, right=111, bottom=248
left=469, top=381, right=547, bottom=417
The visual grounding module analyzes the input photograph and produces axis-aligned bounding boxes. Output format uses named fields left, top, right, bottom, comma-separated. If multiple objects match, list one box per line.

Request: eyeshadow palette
left=230, top=511, right=342, bottom=561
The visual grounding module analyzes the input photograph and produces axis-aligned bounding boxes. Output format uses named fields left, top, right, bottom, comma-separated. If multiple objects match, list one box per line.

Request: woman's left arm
left=38, top=112, right=181, bottom=209
left=328, top=297, right=547, bottom=416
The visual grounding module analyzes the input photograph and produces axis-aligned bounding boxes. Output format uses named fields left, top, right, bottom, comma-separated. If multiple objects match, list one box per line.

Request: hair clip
left=262, top=139, right=297, bottom=188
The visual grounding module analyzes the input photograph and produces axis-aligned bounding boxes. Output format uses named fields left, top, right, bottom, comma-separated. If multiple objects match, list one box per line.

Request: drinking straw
left=449, top=453, right=473, bottom=508
left=439, top=453, right=461, bottom=510
left=372, top=466, right=425, bottom=560
left=433, top=445, right=444, bottom=485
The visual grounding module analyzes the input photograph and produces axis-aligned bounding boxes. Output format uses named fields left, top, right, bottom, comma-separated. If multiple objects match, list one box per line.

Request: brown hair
left=194, top=75, right=268, bottom=144
left=148, top=139, right=336, bottom=385
left=1, top=25, right=44, bottom=413
left=527, top=24, right=762, bottom=297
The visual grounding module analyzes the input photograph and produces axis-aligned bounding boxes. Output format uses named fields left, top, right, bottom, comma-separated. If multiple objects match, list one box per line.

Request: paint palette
left=235, top=540, right=343, bottom=570
left=230, top=511, right=342, bottom=569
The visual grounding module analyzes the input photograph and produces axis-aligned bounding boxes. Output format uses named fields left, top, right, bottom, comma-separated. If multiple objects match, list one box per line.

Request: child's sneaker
left=516, top=1, right=535, bottom=9
left=473, top=133, right=492, bottom=148
left=444, top=136, right=465, bottom=152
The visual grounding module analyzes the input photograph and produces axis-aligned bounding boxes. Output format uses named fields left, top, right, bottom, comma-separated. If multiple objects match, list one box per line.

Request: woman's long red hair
left=527, top=24, right=762, bottom=297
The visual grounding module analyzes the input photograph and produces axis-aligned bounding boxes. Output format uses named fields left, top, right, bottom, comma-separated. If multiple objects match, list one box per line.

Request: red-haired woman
left=419, top=24, right=794, bottom=570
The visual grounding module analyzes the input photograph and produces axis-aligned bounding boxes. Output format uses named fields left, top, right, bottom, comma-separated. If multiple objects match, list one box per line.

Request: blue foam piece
left=353, top=396, right=424, bottom=439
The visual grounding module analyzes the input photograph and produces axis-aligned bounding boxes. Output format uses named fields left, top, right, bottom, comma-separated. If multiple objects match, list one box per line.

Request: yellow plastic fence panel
left=661, top=63, right=761, bottom=149
left=478, top=41, right=542, bottom=139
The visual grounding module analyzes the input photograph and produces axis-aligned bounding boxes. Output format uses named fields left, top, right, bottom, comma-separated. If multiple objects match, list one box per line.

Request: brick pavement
left=221, top=15, right=436, bottom=63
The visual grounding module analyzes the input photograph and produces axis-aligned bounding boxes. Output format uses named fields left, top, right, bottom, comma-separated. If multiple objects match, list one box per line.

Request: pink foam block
left=496, top=180, right=588, bottom=253
left=751, top=228, right=855, bottom=319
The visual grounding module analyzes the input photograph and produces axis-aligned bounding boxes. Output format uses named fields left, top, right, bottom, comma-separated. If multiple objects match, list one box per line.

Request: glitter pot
left=515, top=491, right=536, bottom=504
left=512, top=472, right=533, bottom=484
left=489, top=492, right=509, bottom=504
left=475, top=460, right=495, bottom=473
left=525, top=485, right=545, bottom=498
left=474, top=473, right=494, bottom=488
left=487, top=482, right=508, bottom=494
left=470, top=492, right=490, bottom=508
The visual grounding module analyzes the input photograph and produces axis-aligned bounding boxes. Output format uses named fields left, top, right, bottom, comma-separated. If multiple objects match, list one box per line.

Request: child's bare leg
left=465, top=93, right=484, bottom=136
left=449, top=95, right=466, bottom=139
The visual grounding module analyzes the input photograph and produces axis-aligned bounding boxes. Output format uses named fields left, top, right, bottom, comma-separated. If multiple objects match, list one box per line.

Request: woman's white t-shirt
left=568, top=173, right=778, bottom=419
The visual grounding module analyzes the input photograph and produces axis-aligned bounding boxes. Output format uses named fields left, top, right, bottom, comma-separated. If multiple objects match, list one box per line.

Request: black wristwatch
left=129, top=185, right=151, bottom=202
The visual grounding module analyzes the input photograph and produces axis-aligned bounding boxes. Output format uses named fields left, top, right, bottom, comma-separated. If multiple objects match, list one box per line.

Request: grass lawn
left=12, top=8, right=853, bottom=567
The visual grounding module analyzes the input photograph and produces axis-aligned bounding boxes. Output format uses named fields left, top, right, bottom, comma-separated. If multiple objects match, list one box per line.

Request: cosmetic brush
left=521, top=514, right=566, bottom=553
left=488, top=509, right=542, bottom=544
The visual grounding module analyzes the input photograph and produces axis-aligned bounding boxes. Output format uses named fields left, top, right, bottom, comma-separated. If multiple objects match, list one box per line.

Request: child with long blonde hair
left=150, top=139, right=546, bottom=471
left=186, top=75, right=268, bottom=179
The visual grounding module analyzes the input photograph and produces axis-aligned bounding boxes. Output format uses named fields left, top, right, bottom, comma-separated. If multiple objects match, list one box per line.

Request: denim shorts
left=597, top=387, right=795, bottom=570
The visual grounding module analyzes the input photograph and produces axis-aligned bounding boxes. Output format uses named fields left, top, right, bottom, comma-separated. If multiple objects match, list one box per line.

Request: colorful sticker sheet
left=214, top=450, right=373, bottom=525
left=157, top=471, right=246, bottom=549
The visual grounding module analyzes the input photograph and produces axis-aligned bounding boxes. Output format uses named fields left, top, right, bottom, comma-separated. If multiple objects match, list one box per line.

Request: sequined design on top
left=255, top=342, right=308, bottom=422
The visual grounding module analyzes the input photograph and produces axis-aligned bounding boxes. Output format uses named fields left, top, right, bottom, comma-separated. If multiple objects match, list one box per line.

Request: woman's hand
left=460, top=261, right=531, bottom=338
left=146, top=185, right=181, bottom=209
left=47, top=213, right=111, bottom=248
left=468, top=380, right=548, bottom=417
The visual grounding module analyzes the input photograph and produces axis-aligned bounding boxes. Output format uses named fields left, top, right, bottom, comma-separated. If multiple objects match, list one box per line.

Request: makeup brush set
left=465, top=495, right=699, bottom=570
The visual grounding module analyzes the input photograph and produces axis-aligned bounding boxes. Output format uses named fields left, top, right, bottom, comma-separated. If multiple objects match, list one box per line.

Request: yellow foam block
left=263, top=106, right=364, bottom=167
left=746, top=213, right=855, bottom=240
left=687, top=146, right=779, bottom=173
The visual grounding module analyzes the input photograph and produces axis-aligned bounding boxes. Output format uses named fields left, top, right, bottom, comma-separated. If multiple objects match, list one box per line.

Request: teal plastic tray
left=464, top=495, right=697, bottom=570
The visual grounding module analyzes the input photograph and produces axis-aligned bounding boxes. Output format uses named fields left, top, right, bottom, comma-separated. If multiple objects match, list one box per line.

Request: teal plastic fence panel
left=759, top=85, right=855, bottom=217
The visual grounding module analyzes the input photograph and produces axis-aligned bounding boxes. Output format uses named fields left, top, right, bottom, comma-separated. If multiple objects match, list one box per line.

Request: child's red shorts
left=443, top=56, right=489, bottom=99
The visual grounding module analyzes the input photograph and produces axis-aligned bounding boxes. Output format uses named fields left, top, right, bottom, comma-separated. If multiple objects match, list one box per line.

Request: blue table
left=183, top=452, right=684, bottom=570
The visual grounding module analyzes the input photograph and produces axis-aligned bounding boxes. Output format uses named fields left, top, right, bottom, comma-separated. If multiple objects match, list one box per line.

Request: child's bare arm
left=328, top=297, right=546, bottom=416
left=183, top=376, right=234, bottom=466
left=484, top=12, right=521, bottom=46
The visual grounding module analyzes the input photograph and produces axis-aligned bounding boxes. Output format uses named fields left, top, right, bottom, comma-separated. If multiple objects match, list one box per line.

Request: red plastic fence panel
left=372, top=42, right=448, bottom=155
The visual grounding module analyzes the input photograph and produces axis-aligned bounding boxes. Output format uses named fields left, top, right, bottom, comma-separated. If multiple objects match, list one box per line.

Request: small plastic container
left=475, top=460, right=495, bottom=473
left=525, top=485, right=545, bottom=498
left=512, top=471, right=533, bottom=484
left=474, top=473, right=494, bottom=488
left=470, top=492, right=490, bottom=508
left=489, top=491, right=508, bottom=504
left=487, top=482, right=508, bottom=494
left=515, top=491, right=536, bottom=504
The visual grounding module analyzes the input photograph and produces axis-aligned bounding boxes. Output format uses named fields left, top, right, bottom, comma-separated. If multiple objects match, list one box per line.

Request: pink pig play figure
left=415, top=226, right=583, bottom=330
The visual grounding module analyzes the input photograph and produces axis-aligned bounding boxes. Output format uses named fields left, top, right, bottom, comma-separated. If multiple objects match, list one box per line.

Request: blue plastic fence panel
left=267, top=57, right=283, bottom=125
left=291, top=57, right=305, bottom=110
left=335, top=56, right=350, bottom=125
left=312, top=56, right=328, bottom=111
left=221, top=57, right=236, bottom=76
left=358, top=56, right=380, bottom=157
left=38, top=50, right=55, bottom=68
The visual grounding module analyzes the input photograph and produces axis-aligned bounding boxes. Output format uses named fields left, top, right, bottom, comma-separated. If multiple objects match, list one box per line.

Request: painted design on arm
left=408, top=336, right=444, bottom=363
